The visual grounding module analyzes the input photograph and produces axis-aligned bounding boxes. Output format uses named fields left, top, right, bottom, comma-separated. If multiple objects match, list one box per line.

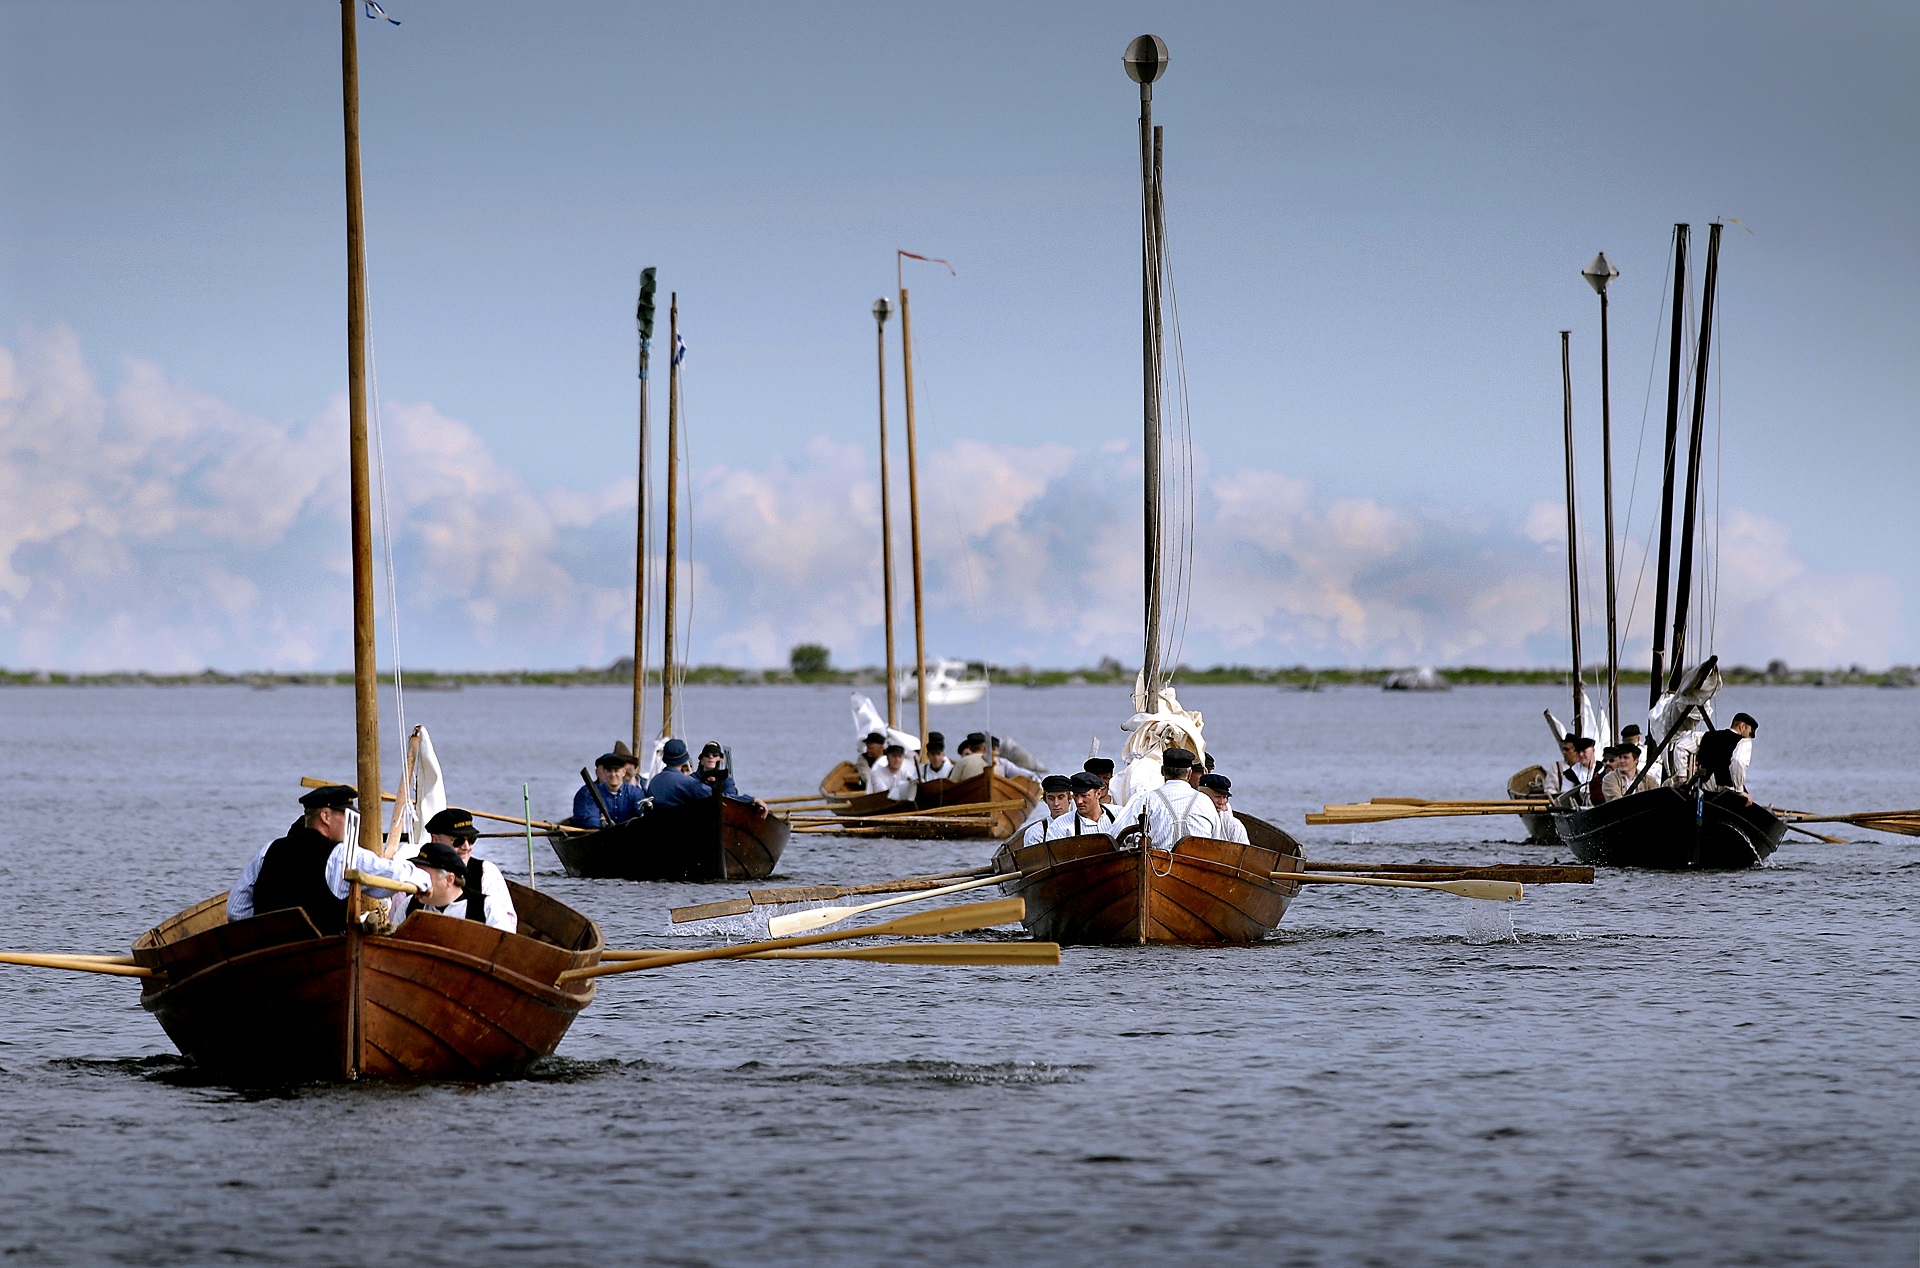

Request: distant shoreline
left=3, top=664, right=1913, bottom=689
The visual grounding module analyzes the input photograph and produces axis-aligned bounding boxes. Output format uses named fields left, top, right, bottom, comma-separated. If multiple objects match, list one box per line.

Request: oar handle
left=342, top=868, right=422, bottom=895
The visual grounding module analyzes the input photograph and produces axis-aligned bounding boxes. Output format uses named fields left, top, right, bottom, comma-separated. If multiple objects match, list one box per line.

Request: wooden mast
left=1583, top=252, right=1620, bottom=741
left=660, top=294, right=680, bottom=739
left=1647, top=223, right=1689, bottom=707
left=1559, top=330, right=1584, bottom=735
left=898, top=282, right=930, bottom=746
left=633, top=269, right=657, bottom=754
left=1131, top=40, right=1168, bottom=708
left=875, top=299, right=899, bottom=727
left=1666, top=221, right=1723, bottom=691
left=340, top=0, right=380, bottom=857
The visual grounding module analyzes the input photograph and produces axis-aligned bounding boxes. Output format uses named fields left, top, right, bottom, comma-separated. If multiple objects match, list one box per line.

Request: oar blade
left=749, top=942, right=1061, bottom=965
left=765, top=905, right=858, bottom=938
left=1439, top=879, right=1525, bottom=901
left=875, top=896, right=1023, bottom=936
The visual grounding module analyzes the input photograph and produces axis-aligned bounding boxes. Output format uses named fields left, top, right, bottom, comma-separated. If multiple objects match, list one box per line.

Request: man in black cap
left=226, top=785, right=432, bottom=933
left=867, top=742, right=917, bottom=801
left=390, top=840, right=515, bottom=931
left=573, top=753, right=644, bottom=829
left=695, top=741, right=741, bottom=799
left=1067, top=771, right=1119, bottom=835
left=1116, top=747, right=1220, bottom=850
left=919, top=731, right=953, bottom=784
left=855, top=731, right=888, bottom=782
left=948, top=732, right=992, bottom=782
left=1019, top=774, right=1079, bottom=844
left=1694, top=712, right=1758, bottom=802
left=422, top=808, right=518, bottom=934
left=1083, top=757, right=1116, bottom=805
left=1198, top=773, right=1249, bottom=845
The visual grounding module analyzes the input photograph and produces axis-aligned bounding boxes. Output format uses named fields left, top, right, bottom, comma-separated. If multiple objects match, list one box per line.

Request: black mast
left=1646, top=224, right=1689, bottom=706
left=1666, top=221, right=1723, bottom=692
left=1559, top=331, right=1583, bottom=734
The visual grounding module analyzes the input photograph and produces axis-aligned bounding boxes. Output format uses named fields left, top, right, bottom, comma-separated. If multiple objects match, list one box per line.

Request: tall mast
left=1583, top=252, right=1620, bottom=740
left=1125, top=35, right=1169, bottom=709
left=340, top=0, right=381, bottom=855
left=1559, top=331, right=1583, bottom=734
left=633, top=268, right=656, bottom=754
left=660, top=293, right=680, bottom=739
left=1647, top=224, right=1689, bottom=706
left=1666, top=221, right=1722, bottom=692
left=873, top=298, right=898, bottom=727
left=898, top=283, right=929, bottom=745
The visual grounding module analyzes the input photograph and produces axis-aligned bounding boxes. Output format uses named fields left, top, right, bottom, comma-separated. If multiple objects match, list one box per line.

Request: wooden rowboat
left=997, top=812, right=1304, bottom=945
left=812, top=769, right=1040, bottom=841
left=1507, top=765, right=1557, bottom=846
left=550, top=794, right=789, bottom=881
left=132, top=879, right=601, bottom=1082
left=1551, top=786, right=1784, bottom=870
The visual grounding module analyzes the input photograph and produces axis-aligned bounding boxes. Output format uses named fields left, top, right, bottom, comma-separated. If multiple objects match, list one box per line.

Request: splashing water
left=1463, top=901, right=1518, bottom=944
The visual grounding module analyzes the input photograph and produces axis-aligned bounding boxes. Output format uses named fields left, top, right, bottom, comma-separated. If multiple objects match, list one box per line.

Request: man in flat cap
left=1116, top=747, right=1220, bottom=850
left=1694, top=712, right=1758, bottom=803
left=423, top=807, right=517, bottom=933
left=1019, top=774, right=1079, bottom=844
left=918, top=732, right=954, bottom=784
left=854, top=731, right=889, bottom=783
left=948, top=732, right=992, bottom=782
left=574, top=752, right=645, bottom=829
left=1083, top=757, right=1117, bottom=805
left=1198, top=773, right=1250, bottom=845
left=694, top=741, right=741, bottom=799
left=390, top=840, right=516, bottom=931
left=226, top=785, right=432, bottom=934
left=867, top=742, right=918, bottom=802
left=1067, top=771, right=1119, bottom=835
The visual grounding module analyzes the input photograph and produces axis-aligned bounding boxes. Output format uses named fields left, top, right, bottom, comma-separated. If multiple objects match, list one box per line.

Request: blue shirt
left=647, top=767, right=712, bottom=809
left=573, top=778, right=647, bottom=828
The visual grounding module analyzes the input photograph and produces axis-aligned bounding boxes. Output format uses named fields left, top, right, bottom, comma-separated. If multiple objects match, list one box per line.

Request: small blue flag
left=673, top=334, right=687, bottom=366
left=365, top=1, right=400, bottom=23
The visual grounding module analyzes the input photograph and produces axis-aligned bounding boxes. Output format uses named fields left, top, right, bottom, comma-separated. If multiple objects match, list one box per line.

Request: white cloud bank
left=0, top=326, right=1903, bottom=672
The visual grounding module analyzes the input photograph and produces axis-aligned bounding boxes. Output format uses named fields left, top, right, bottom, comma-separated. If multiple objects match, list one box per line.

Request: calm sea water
left=0, top=683, right=1914, bottom=1265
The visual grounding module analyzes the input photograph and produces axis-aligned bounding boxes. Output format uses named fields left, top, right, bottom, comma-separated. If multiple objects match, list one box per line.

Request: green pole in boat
left=523, top=783, right=537, bottom=890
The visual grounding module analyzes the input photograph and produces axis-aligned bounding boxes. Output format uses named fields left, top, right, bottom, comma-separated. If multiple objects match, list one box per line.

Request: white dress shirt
left=919, top=756, right=954, bottom=782
left=1117, top=780, right=1221, bottom=850
left=226, top=837, right=430, bottom=922
left=866, top=761, right=917, bottom=801
left=1215, top=810, right=1251, bottom=845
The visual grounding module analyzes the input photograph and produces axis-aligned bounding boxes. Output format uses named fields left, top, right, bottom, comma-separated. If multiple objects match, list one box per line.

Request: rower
left=574, top=753, right=644, bottom=828
left=618, top=748, right=647, bottom=797
left=1117, top=747, right=1220, bottom=850
left=1019, top=775, right=1078, bottom=844
left=392, top=840, right=515, bottom=931
left=919, top=732, right=954, bottom=783
left=1068, top=771, right=1119, bottom=835
left=867, top=743, right=917, bottom=801
left=226, top=784, right=430, bottom=933
left=855, top=731, right=888, bottom=782
left=1597, top=745, right=1641, bottom=804
left=1083, top=757, right=1116, bottom=804
left=1198, top=773, right=1250, bottom=844
left=1620, top=725, right=1645, bottom=765
left=695, top=741, right=740, bottom=798
left=423, top=807, right=517, bottom=934
left=1694, top=712, right=1757, bottom=803
left=948, top=732, right=991, bottom=781
left=1562, top=737, right=1598, bottom=803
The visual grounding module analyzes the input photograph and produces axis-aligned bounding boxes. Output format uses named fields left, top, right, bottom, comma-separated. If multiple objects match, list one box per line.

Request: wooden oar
left=0, top=951, right=154, bottom=978
left=766, top=875, right=1004, bottom=937
left=301, top=776, right=587, bottom=834
left=610, top=942, right=1059, bottom=966
left=567, top=897, right=1027, bottom=982
left=1777, top=808, right=1920, bottom=838
left=1273, top=871, right=1523, bottom=900
left=793, top=798, right=1026, bottom=821
left=1307, top=802, right=1545, bottom=825
left=763, top=792, right=852, bottom=805
left=1304, top=862, right=1592, bottom=884
left=669, top=867, right=997, bottom=924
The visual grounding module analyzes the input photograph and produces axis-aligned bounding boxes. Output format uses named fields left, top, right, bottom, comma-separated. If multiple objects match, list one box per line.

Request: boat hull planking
left=1552, top=785, right=1785, bottom=870
left=550, top=794, right=788, bottom=882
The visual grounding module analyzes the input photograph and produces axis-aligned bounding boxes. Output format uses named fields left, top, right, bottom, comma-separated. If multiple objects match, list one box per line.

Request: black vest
left=1696, top=729, right=1740, bottom=785
left=251, top=823, right=348, bottom=934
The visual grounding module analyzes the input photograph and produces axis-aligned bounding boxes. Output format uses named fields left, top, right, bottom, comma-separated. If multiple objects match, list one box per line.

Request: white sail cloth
left=1645, top=660, right=1723, bottom=783
left=850, top=692, right=920, bottom=754
left=1109, top=681, right=1206, bottom=807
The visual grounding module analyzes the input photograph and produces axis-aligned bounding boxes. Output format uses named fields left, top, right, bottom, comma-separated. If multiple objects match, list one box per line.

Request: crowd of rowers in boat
left=1009, top=746, right=1251, bottom=853
left=1550, top=711, right=1760, bottom=808
left=569, top=737, right=769, bottom=829
left=853, top=729, right=1037, bottom=800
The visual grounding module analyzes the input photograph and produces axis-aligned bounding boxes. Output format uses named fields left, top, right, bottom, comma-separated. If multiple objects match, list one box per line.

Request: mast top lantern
left=1582, top=251, right=1619, bottom=295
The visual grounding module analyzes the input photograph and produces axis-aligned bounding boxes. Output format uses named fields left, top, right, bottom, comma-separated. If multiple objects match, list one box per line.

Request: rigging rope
left=363, top=266, right=408, bottom=816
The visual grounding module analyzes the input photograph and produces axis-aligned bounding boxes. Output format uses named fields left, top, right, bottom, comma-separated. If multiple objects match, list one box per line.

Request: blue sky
left=2, top=1, right=1914, bottom=671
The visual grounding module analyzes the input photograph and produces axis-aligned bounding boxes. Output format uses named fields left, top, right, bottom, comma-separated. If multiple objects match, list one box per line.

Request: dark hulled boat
left=132, top=880, right=602, bottom=1082
left=551, top=794, right=789, bottom=881
left=1552, top=786, right=1784, bottom=870
left=998, top=812, right=1303, bottom=945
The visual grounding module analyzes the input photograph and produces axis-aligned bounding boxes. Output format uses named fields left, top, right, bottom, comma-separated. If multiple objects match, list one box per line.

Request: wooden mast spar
left=875, top=297, right=899, bottom=728
left=661, top=294, right=680, bottom=739
left=1559, top=330, right=1583, bottom=735
left=1647, top=224, right=1689, bottom=706
left=898, top=261, right=930, bottom=746
left=633, top=268, right=657, bottom=753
